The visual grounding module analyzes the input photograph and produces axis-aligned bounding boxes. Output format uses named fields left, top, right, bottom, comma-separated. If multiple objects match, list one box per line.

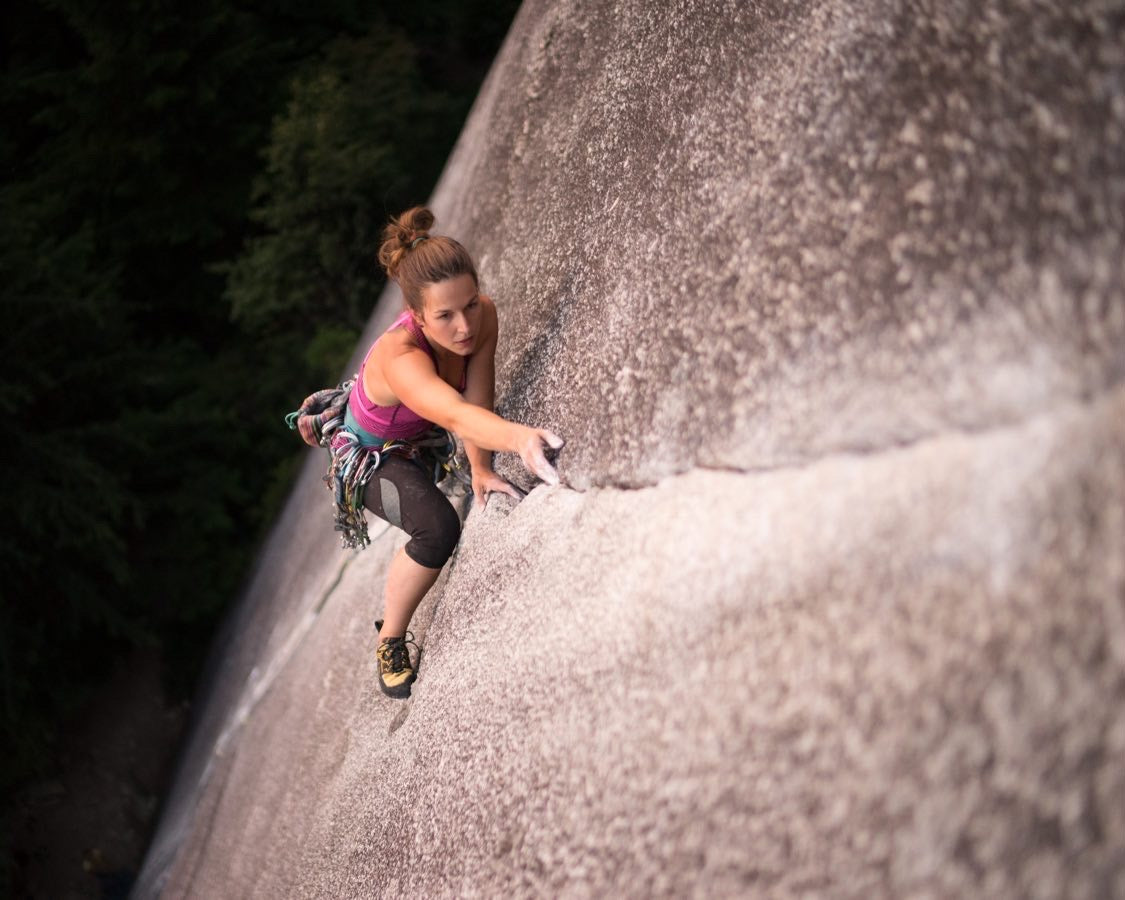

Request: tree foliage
left=0, top=1, right=520, bottom=876
left=229, top=28, right=452, bottom=334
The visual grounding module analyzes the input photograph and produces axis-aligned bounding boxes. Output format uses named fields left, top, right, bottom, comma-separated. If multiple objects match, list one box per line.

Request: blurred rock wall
left=137, top=1, right=1124, bottom=896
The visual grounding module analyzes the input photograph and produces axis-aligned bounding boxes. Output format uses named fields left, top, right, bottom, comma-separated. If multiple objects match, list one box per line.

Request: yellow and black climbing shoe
left=375, top=632, right=418, bottom=699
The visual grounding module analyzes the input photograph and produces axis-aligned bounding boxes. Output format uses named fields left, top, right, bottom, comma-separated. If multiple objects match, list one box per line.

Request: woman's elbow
left=441, top=400, right=472, bottom=436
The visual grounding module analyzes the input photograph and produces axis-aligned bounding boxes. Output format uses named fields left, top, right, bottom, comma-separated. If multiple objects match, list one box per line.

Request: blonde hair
left=377, top=206, right=478, bottom=312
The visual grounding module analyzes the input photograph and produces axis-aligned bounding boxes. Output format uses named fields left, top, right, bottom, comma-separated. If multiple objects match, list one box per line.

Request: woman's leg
left=379, top=548, right=441, bottom=637
left=362, top=455, right=462, bottom=637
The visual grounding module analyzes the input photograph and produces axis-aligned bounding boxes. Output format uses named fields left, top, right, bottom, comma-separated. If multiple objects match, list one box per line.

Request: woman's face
left=417, top=274, right=482, bottom=357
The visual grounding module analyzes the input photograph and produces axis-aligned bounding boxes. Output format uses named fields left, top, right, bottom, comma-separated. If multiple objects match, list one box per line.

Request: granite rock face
left=137, top=1, right=1124, bottom=896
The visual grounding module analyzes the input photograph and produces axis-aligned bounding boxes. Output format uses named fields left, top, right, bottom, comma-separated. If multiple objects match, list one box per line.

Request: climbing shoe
left=375, top=631, right=418, bottom=699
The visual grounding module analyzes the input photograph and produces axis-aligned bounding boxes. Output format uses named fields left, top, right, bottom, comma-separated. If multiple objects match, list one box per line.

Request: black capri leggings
left=362, top=454, right=461, bottom=569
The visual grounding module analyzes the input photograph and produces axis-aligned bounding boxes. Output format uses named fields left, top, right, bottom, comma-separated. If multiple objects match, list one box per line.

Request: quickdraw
left=287, top=380, right=471, bottom=550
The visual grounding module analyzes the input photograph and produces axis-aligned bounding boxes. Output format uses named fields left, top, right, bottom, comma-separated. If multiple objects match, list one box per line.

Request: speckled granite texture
left=136, top=1, right=1124, bottom=896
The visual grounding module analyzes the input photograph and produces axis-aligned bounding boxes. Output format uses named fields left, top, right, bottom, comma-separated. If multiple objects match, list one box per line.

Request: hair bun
left=378, top=206, right=436, bottom=278
left=374, top=207, right=478, bottom=313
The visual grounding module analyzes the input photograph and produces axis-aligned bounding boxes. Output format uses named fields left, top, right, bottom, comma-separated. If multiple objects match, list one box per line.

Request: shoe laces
left=380, top=632, right=418, bottom=673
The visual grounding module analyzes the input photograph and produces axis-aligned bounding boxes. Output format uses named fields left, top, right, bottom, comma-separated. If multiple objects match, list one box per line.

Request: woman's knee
left=404, top=499, right=461, bottom=569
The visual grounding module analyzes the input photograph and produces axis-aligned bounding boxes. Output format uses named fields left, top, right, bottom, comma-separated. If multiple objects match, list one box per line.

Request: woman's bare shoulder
left=365, top=323, right=430, bottom=404
left=375, top=321, right=424, bottom=360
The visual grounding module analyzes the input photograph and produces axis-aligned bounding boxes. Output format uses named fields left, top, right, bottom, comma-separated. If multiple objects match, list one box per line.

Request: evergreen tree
left=1, top=0, right=519, bottom=888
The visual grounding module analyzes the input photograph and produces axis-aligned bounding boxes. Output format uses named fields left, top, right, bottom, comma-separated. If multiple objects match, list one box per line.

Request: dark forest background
left=1, top=0, right=519, bottom=890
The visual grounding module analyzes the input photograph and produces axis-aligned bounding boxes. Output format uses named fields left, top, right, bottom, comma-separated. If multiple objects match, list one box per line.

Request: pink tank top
left=347, top=310, right=467, bottom=441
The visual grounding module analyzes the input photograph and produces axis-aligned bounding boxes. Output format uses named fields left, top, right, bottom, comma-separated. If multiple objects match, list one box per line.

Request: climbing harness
left=286, top=379, right=471, bottom=550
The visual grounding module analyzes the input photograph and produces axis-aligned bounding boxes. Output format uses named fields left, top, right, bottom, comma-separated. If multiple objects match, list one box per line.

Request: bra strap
left=402, top=314, right=437, bottom=365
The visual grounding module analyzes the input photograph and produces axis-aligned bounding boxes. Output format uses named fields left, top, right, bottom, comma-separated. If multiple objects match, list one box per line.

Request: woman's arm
left=381, top=313, right=562, bottom=484
left=460, top=296, right=499, bottom=464
left=459, top=298, right=523, bottom=505
left=461, top=301, right=501, bottom=481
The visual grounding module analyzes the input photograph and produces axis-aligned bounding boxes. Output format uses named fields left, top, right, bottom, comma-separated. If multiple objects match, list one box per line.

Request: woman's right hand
left=514, top=426, right=565, bottom=485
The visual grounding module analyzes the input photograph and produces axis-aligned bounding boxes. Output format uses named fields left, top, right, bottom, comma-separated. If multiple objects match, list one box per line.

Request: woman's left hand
left=472, top=468, right=523, bottom=509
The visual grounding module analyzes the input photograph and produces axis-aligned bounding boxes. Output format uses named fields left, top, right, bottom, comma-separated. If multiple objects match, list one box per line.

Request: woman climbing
left=342, top=206, right=562, bottom=698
